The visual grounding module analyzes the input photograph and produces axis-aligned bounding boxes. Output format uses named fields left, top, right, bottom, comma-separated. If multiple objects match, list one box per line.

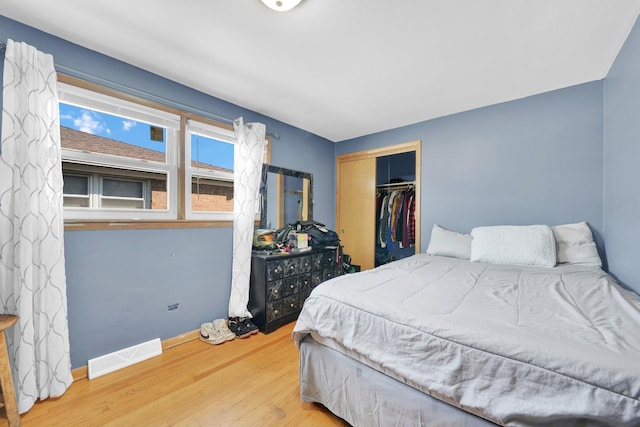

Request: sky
left=59, top=103, right=234, bottom=170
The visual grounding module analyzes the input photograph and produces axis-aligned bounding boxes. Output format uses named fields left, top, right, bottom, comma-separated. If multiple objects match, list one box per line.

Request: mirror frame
left=260, top=164, right=313, bottom=229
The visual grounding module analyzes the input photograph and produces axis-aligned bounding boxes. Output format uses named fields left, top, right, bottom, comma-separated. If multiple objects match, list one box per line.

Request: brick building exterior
left=60, top=126, right=234, bottom=211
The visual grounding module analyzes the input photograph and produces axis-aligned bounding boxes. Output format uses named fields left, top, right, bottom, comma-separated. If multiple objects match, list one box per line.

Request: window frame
left=99, top=176, right=149, bottom=209
left=62, top=172, right=91, bottom=208
left=63, top=170, right=152, bottom=209
left=58, top=81, right=180, bottom=221
left=57, top=74, right=271, bottom=229
left=185, top=119, right=237, bottom=221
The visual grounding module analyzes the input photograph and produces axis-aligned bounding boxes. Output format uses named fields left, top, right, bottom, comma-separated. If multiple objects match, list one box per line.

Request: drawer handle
left=290, top=303, right=295, bottom=308
left=290, top=284, right=295, bottom=289
left=274, top=289, right=278, bottom=294
left=274, top=310, right=279, bottom=315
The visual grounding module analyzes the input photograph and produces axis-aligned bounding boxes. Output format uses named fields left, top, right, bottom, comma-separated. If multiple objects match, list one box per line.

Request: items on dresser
left=248, top=247, right=341, bottom=333
left=274, top=220, right=340, bottom=251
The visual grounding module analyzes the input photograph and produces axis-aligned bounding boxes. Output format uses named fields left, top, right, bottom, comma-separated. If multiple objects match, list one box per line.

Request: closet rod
left=0, top=39, right=280, bottom=139
left=377, top=181, right=415, bottom=189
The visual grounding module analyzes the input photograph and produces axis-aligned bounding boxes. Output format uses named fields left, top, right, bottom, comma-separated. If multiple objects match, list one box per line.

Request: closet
left=375, top=152, right=416, bottom=266
left=336, top=140, right=421, bottom=271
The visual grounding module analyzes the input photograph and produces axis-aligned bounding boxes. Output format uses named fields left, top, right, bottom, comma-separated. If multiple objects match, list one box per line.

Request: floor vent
left=88, top=338, right=162, bottom=380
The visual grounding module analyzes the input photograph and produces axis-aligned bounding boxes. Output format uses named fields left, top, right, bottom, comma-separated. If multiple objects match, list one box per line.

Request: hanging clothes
left=390, top=191, right=404, bottom=243
left=375, top=185, right=416, bottom=251
left=378, top=192, right=391, bottom=248
left=375, top=192, right=383, bottom=247
left=402, top=189, right=416, bottom=248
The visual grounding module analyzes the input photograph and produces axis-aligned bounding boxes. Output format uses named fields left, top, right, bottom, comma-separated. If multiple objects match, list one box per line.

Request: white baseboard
left=88, top=338, right=163, bottom=380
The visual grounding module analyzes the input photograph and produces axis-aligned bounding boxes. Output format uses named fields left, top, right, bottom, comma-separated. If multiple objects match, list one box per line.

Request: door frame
left=336, top=139, right=422, bottom=265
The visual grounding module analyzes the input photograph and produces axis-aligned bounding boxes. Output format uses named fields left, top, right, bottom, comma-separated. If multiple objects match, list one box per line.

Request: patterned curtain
left=228, top=118, right=266, bottom=318
left=0, top=39, right=72, bottom=413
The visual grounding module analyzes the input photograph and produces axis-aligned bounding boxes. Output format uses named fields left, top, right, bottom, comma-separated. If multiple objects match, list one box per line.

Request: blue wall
left=0, top=16, right=336, bottom=368
left=603, top=17, right=640, bottom=293
left=337, top=82, right=605, bottom=265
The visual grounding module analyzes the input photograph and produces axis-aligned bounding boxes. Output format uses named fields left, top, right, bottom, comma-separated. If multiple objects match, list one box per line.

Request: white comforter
left=292, top=254, right=640, bottom=426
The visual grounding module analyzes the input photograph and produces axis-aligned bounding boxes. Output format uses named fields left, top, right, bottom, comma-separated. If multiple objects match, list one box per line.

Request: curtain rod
left=0, top=39, right=280, bottom=139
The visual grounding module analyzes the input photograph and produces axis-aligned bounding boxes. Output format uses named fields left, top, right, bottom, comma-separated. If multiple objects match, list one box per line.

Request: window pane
left=63, top=196, right=90, bottom=207
left=60, top=102, right=166, bottom=163
left=191, top=133, right=234, bottom=172
left=150, top=179, right=168, bottom=210
left=63, top=174, right=88, bottom=195
left=101, top=198, right=145, bottom=209
left=191, top=178, right=234, bottom=212
left=103, top=178, right=143, bottom=198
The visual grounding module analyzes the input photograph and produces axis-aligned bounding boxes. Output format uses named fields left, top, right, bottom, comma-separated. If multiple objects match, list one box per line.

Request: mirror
left=260, top=165, right=313, bottom=229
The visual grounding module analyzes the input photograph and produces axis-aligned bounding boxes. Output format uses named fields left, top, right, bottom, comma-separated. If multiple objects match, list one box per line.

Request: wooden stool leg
left=0, top=331, right=20, bottom=426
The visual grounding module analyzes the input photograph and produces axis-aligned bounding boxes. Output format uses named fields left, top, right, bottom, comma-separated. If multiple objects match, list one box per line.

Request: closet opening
left=376, top=151, right=416, bottom=266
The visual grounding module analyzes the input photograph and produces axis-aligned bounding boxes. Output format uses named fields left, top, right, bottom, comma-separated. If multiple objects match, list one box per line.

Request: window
left=185, top=120, right=236, bottom=220
left=62, top=173, right=90, bottom=207
left=58, top=82, right=179, bottom=220
left=63, top=171, right=151, bottom=209
left=58, top=77, right=269, bottom=225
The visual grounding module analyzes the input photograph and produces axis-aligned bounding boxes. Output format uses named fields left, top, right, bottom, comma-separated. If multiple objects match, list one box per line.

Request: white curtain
left=228, top=118, right=266, bottom=318
left=0, top=39, right=72, bottom=413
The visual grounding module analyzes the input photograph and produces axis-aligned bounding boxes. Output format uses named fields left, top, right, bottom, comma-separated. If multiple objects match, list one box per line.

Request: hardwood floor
left=2, top=322, right=348, bottom=426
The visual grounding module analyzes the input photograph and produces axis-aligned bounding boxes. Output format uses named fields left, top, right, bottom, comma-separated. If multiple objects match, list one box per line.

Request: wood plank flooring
left=1, top=322, right=348, bottom=426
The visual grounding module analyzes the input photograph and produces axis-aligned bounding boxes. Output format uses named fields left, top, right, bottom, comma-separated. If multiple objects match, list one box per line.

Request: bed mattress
left=292, top=254, right=640, bottom=426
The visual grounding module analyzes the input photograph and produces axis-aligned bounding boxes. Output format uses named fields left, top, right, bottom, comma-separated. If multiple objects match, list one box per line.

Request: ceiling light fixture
left=260, top=0, right=302, bottom=12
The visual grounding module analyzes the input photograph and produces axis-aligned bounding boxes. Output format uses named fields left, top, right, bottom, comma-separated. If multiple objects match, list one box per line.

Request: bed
left=292, top=224, right=640, bottom=426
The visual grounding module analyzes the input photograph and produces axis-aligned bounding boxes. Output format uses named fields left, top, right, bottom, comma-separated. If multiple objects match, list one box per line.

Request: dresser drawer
left=282, top=276, right=300, bottom=297
left=266, top=300, right=284, bottom=323
left=311, top=270, right=323, bottom=286
left=299, top=255, right=313, bottom=273
left=266, top=280, right=283, bottom=302
left=282, top=257, right=300, bottom=277
left=323, top=266, right=339, bottom=282
left=282, top=295, right=301, bottom=316
left=266, top=260, right=284, bottom=281
left=299, top=273, right=312, bottom=294
left=313, top=250, right=336, bottom=270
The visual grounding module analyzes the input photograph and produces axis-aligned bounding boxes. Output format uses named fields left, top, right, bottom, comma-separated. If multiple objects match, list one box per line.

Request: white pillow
left=551, top=222, right=602, bottom=267
left=426, top=224, right=472, bottom=259
left=470, top=225, right=556, bottom=267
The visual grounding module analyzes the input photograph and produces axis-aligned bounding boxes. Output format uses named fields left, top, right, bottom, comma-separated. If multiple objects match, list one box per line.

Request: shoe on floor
left=228, top=317, right=252, bottom=338
left=199, top=322, right=226, bottom=345
left=240, top=317, right=259, bottom=335
left=212, top=319, right=236, bottom=342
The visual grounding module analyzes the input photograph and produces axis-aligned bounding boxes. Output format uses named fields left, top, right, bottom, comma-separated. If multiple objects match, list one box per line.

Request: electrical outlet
left=168, top=303, right=179, bottom=311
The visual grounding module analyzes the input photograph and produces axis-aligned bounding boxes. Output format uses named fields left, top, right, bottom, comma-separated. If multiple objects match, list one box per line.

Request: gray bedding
left=300, top=334, right=496, bottom=426
left=292, top=254, right=640, bottom=426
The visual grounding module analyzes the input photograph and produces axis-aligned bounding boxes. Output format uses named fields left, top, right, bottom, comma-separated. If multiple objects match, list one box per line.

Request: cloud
left=122, top=120, right=136, bottom=131
left=73, top=111, right=105, bottom=134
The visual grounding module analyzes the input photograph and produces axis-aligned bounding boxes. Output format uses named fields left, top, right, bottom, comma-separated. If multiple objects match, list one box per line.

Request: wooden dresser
left=249, top=247, right=341, bottom=333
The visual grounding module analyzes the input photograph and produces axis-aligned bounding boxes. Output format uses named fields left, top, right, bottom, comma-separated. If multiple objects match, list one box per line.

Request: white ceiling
left=2, top=1, right=640, bottom=142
